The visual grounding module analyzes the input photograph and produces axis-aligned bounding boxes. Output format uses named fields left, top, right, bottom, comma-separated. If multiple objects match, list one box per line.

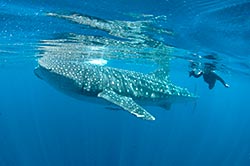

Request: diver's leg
left=216, top=75, right=230, bottom=88
left=208, top=81, right=216, bottom=89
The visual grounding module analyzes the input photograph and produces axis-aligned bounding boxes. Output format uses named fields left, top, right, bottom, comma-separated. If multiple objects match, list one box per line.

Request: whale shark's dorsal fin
left=98, top=90, right=155, bottom=120
left=149, top=57, right=170, bottom=81
left=150, top=67, right=170, bottom=81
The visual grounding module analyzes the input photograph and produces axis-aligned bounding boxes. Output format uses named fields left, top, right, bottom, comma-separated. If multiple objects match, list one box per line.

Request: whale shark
left=34, top=56, right=196, bottom=120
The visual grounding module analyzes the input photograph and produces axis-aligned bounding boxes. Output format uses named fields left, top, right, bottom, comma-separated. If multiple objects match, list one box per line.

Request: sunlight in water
left=85, top=59, right=108, bottom=66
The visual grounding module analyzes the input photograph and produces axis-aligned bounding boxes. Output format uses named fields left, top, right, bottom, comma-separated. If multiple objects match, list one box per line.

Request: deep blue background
left=0, top=0, right=250, bottom=166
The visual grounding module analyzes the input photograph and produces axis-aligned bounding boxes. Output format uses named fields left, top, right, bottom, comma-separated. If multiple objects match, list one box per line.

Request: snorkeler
left=189, top=62, right=230, bottom=90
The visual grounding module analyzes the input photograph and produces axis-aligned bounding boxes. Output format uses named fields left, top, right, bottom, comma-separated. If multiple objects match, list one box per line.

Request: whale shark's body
left=35, top=56, right=196, bottom=120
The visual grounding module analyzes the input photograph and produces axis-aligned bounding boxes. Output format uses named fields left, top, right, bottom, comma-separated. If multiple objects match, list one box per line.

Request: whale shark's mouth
left=34, top=64, right=53, bottom=80
left=34, top=66, right=43, bottom=80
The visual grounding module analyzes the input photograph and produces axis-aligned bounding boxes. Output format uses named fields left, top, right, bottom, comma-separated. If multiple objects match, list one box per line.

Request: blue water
left=1, top=0, right=250, bottom=166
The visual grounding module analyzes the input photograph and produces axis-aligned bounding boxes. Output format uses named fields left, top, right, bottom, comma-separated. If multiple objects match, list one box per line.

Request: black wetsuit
left=189, top=70, right=229, bottom=89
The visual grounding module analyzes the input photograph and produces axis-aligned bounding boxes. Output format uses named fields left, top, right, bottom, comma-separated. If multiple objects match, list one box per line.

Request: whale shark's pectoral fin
left=98, top=90, right=155, bottom=121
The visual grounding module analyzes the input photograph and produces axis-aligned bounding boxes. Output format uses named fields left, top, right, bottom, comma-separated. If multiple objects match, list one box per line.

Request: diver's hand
left=225, top=84, right=230, bottom=88
left=197, top=71, right=202, bottom=75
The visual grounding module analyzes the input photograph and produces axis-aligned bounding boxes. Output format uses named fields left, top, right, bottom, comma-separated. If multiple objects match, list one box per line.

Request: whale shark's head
left=34, top=56, right=85, bottom=96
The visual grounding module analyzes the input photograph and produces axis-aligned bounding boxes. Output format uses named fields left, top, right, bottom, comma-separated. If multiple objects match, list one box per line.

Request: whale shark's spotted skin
left=35, top=56, right=196, bottom=120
